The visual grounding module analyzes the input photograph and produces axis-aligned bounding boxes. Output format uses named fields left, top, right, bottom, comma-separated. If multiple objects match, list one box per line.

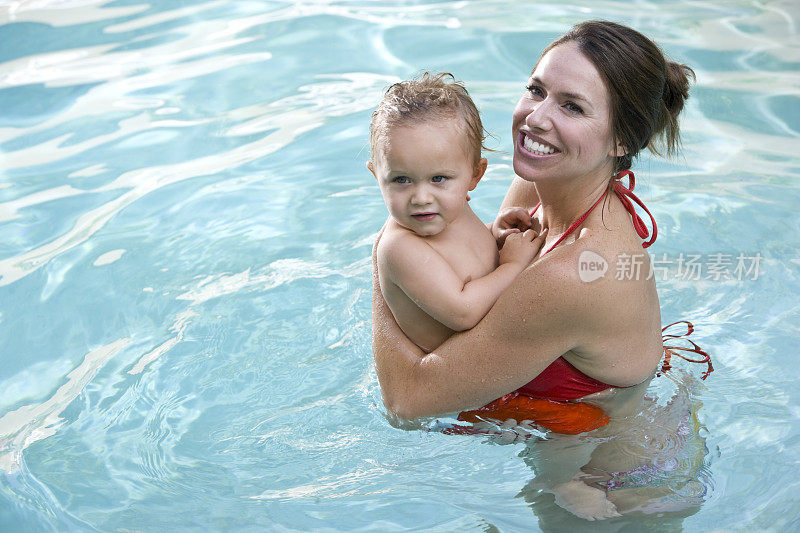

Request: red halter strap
left=536, top=193, right=606, bottom=255
left=660, top=321, right=714, bottom=380
left=531, top=170, right=658, bottom=254
left=612, top=170, right=657, bottom=248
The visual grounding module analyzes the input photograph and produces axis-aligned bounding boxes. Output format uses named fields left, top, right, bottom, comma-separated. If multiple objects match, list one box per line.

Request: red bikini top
left=515, top=356, right=617, bottom=402
left=516, top=170, right=658, bottom=401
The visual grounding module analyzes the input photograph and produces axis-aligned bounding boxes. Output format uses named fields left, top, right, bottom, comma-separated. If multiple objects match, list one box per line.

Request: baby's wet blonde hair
left=369, top=72, right=489, bottom=165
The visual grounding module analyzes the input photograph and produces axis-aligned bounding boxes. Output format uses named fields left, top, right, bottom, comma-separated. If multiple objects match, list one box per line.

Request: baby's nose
left=411, top=186, right=434, bottom=204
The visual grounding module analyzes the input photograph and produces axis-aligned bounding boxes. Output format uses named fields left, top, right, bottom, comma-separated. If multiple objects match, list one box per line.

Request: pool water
left=1, top=0, right=799, bottom=530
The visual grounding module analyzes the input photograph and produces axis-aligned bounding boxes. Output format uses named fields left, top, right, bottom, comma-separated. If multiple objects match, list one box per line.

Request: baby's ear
left=469, top=158, right=488, bottom=191
left=366, top=161, right=376, bottom=178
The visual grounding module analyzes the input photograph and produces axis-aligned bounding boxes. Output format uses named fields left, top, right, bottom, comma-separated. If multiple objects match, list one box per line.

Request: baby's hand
left=499, top=228, right=547, bottom=268
left=493, top=207, right=533, bottom=245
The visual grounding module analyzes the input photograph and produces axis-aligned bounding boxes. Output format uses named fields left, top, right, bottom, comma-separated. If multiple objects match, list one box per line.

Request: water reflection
left=435, top=370, right=714, bottom=528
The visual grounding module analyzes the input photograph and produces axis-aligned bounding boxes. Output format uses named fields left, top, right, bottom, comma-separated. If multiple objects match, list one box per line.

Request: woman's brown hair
left=539, top=20, right=695, bottom=173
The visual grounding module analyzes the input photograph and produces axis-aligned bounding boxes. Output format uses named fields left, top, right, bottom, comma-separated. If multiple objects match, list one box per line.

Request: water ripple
left=0, top=338, right=129, bottom=473
left=0, top=0, right=798, bottom=530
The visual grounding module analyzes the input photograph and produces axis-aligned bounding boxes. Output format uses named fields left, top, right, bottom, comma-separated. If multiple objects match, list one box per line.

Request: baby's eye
left=393, top=176, right=410, bottom=184
left=564, top=102, right=584, bottom=114
left=431, top=175, right=448, bottom=183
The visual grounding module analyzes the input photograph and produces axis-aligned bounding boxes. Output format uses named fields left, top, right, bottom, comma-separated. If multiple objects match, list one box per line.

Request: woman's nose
left=525, top=99, right=553, bottom=131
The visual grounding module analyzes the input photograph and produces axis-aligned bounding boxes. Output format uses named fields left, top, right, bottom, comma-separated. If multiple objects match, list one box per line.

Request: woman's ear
left=609, top=140, right=628, bottom=158
left=469, top=158, right=488, bottom=191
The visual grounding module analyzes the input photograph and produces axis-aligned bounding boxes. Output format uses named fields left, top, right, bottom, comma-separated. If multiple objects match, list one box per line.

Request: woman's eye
left=564, top=102, right=584, bottom=114
left=432, top=175, right=447, bottom=183
left=526, top=84, right=544, bottom=97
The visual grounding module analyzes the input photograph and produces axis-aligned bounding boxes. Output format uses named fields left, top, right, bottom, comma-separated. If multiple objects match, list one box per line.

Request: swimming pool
left=1, top=0, right=798, bottom=530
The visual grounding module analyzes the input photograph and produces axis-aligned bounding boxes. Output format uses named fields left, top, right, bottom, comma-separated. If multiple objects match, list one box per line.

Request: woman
left=373, top=20, right=693, bottom=417
left=372, top=20, right=697, bottom=519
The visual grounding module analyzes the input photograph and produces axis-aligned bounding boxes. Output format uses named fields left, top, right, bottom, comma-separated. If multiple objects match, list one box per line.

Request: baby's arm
left=379, top=229, right=546, bottom=332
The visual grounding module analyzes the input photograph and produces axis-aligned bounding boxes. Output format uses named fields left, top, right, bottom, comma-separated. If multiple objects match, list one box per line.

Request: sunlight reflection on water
left=1, top=0, right=799, bottom=530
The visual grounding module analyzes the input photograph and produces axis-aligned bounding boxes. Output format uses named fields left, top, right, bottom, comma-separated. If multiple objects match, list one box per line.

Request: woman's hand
left=492, top=207, right=534, bottom=246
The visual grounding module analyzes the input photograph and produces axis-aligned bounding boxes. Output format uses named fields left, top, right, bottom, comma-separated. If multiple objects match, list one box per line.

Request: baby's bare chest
left=428, top=224, right=498, bottom=282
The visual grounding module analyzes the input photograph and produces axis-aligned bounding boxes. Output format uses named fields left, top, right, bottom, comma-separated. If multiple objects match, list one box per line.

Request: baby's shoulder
left=377, top=222, right=432, bottom=263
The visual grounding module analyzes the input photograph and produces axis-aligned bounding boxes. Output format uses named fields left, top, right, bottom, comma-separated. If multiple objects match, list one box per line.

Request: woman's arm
left=372, top=229, right=588, bottom=419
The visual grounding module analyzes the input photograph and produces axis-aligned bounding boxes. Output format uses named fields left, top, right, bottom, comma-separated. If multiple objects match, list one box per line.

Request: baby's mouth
left=411, top=212, right=437, bottom=221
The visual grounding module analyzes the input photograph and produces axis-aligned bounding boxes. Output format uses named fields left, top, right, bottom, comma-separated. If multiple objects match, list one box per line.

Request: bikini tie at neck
left=531, top=169, right=658, bottom=254
left=612, top=170, right=657, bottom=248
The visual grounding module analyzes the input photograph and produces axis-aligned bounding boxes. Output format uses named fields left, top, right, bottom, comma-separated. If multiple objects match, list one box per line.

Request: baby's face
left=369, top=117, right=483, bottom=237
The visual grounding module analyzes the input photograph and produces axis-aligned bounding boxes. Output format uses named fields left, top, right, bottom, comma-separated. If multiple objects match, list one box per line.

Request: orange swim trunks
left=444, top=392, right=610, bottom=436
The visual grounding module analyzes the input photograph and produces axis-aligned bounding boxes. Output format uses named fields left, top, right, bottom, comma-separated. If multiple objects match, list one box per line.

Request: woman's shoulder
left=495, top=229, right=612, bottom=329
left=517, top=226, right=660, bottom=343
left=551, top=227, right=663, bottom=383
left=519, top=226, right=622, bottom=290
left=542, top=225, right=656, bottom=312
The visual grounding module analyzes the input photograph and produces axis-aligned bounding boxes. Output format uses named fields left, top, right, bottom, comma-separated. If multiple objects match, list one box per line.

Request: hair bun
left=663, top=62, right=695, bottom=116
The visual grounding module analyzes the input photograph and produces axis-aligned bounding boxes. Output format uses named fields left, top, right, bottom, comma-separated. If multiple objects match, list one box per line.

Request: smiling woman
left=371, top=20, right=699, bottom=520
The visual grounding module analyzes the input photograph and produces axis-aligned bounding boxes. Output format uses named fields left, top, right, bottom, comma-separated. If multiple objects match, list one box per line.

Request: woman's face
left=512, top=41, right=621, bottom=183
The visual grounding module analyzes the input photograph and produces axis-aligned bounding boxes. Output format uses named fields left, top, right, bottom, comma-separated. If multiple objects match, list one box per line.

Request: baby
left=368, top=72, right=545, bottom=351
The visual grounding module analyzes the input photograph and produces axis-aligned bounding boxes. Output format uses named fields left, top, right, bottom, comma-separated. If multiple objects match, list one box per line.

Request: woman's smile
left=518, top=131, right=560, bottom=157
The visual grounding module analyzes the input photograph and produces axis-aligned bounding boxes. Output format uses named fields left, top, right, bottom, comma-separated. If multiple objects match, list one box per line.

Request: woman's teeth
left=523, top=136, right=555, bottom=155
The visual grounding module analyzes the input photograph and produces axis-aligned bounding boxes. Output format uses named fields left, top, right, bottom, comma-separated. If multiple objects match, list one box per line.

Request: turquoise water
left=1, top=0, right=799, bottom=530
